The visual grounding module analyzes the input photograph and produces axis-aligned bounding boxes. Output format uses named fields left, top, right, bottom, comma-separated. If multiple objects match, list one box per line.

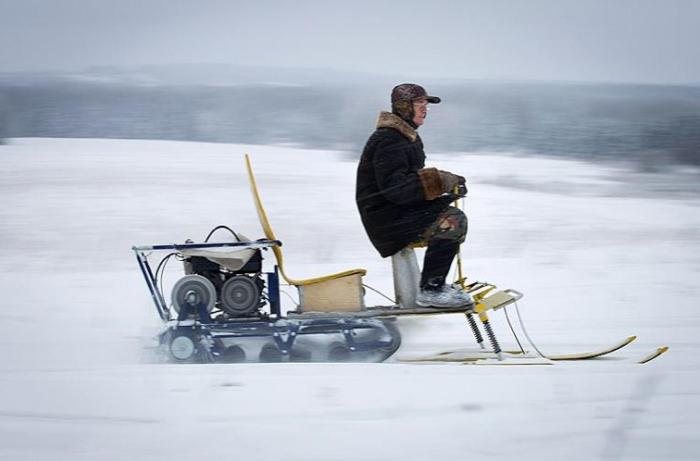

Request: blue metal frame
left=134, top=250, right=169, bottom=321
left=267, top=266, right=281, bottom=317
left=134, top=238, right=402, bottom=363
left=163, top=316, right=398, bottom=360
left=133, top=240, right=281, bottom=252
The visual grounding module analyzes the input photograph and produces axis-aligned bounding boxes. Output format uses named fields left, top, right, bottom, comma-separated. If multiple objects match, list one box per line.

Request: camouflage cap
left=391, top=83, right=441, bottom=104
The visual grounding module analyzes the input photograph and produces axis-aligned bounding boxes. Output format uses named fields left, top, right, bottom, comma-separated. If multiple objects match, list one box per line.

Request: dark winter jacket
left=356, top=111, right=454, bottom=257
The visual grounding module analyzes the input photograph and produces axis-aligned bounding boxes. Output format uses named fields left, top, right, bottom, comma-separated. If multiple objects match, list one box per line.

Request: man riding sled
left=356, top=83, right=473, bottom=309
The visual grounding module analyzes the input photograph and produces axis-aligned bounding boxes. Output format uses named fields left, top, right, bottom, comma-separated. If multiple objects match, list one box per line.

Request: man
left=355, top=83, right=473, bottom=308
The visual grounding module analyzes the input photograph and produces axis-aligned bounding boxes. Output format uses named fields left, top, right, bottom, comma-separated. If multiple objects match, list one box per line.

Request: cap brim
left=426, top=96, right=441, bottom=104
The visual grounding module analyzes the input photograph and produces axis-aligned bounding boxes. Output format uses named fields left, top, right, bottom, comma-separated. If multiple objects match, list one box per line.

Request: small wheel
left=220, top=345, right=247, bottom=363
left=259, top=343, right=282, bottom=362
left=290, top=347, right=312, bottom=362
left=170, top=335, right=196, bottom=361
left=327, top=342, right=352, bottom=362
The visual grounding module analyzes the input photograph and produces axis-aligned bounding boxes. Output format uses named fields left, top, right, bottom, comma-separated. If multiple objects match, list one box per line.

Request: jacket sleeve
left=372, top=139, right=438, bottom=205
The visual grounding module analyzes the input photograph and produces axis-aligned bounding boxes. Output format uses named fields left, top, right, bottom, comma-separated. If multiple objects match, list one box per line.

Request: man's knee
left=424, top=207, right=468, bottom=243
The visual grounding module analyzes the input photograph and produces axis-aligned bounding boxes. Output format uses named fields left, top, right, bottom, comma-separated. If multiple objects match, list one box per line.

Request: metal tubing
left=142, top=253, right=169, bottom=320
left=267, top=266, right=281, bottom=317
left=132, top=240, right=281, bottom=252
left=134, top=251, right=168, bottom=321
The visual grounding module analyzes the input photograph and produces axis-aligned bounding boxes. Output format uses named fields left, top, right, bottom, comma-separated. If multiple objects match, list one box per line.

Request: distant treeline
left=1, top=81, right=699, bottom=168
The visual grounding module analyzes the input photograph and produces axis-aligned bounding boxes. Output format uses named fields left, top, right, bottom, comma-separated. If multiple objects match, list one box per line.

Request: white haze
left=1, top=0, right=699, bottom=84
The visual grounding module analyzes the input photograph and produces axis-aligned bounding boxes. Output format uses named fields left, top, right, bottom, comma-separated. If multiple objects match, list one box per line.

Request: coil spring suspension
left=482, top=319, right=502, bottom=356
left=466, top=313, right=485, bottom=349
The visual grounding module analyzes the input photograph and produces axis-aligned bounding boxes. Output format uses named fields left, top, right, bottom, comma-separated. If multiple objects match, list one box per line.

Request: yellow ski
left=547, top=336, right=637, bottom=361
left=638, top=346, right=669, bottom=364
left=401, top=336, right=637, bottom=363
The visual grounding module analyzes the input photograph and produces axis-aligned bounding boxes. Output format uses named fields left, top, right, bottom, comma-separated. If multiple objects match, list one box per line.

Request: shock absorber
left=465, top=313, right=485, bottom=349
left=480, top=313, right=503, bottom=360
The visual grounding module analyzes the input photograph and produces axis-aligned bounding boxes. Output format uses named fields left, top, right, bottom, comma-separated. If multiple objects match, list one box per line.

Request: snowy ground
left=1, top=138, right=699, bottom=460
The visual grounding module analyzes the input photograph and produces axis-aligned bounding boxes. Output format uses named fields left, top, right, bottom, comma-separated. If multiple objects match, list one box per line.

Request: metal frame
left=133, top=238, right=522, bottom=363
left=132, top=239, right=282, bottom=322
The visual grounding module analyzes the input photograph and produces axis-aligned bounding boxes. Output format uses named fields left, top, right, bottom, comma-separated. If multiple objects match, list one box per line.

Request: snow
left=1, top=137, right=699, bottom=460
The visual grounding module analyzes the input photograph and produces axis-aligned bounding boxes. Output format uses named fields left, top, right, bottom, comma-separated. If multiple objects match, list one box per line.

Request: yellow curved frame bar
left=244, top=154, right=366, bottom=286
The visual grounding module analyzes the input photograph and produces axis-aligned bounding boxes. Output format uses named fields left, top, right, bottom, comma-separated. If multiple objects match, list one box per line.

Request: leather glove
left=439, top=170, right=466, bottom=194
left=455, top=183, right=468, bottom=197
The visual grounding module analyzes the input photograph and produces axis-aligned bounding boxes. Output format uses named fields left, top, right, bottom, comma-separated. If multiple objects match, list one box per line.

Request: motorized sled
left=133, top=155, right=523, bottom=363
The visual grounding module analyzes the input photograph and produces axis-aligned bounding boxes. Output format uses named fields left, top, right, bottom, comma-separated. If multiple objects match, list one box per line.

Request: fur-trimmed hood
left=376, top=111, right=418, bottom=142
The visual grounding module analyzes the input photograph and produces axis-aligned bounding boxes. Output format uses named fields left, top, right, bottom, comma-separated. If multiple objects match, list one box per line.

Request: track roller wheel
left=169, top=335, right=196, bottom=361
left=328, top=342, right=352, bottom=362
left=290, top=347, right=312, bottom=362
left=259, top=343, right=282, bottom=362
left=220, top=345, right=247, bottom=363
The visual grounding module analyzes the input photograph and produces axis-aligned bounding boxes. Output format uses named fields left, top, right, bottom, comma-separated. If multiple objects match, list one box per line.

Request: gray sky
left=1, top=0, right=699, bottom=84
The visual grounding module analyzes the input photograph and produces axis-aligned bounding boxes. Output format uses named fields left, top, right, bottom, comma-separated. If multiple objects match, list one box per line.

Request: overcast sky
left=1, top=0, right=699, bottom=84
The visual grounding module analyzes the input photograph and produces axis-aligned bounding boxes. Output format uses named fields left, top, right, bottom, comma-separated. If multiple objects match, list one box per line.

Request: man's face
left=412, top=98, right=429, bottom=126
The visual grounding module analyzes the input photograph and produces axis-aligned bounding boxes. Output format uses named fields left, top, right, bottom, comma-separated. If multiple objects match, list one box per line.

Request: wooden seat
left=244, top=154, right=366, bottom=312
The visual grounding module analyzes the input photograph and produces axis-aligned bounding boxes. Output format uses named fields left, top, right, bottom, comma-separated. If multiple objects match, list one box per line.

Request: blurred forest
left=1, top=75, right=699, bottom=169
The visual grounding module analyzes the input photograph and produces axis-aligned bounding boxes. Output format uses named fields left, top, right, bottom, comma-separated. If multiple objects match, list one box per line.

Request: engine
left=172, top=249, right=267, bottom=320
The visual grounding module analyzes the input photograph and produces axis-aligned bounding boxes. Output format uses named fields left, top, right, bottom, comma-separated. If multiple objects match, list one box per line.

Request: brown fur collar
left=376, top=111, right=417, bottom=142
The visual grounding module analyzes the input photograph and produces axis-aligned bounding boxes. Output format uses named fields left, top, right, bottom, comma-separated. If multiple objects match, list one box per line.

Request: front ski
left=400, top=335, right=637, bottom=363
left=638, top=346, right=669, bottom=364
left=547, top=335, right=637, bottom=361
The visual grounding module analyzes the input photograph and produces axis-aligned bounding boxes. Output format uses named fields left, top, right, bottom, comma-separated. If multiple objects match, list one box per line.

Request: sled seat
left=391, top=247, right=420, bottom=308
left=390, top=236, right=430, bottom=308
left=245, top=154, right=366, bottom=312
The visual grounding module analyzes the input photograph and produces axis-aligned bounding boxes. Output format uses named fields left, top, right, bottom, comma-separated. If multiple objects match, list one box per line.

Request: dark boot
left=419, top=240, right=460, bottom=289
